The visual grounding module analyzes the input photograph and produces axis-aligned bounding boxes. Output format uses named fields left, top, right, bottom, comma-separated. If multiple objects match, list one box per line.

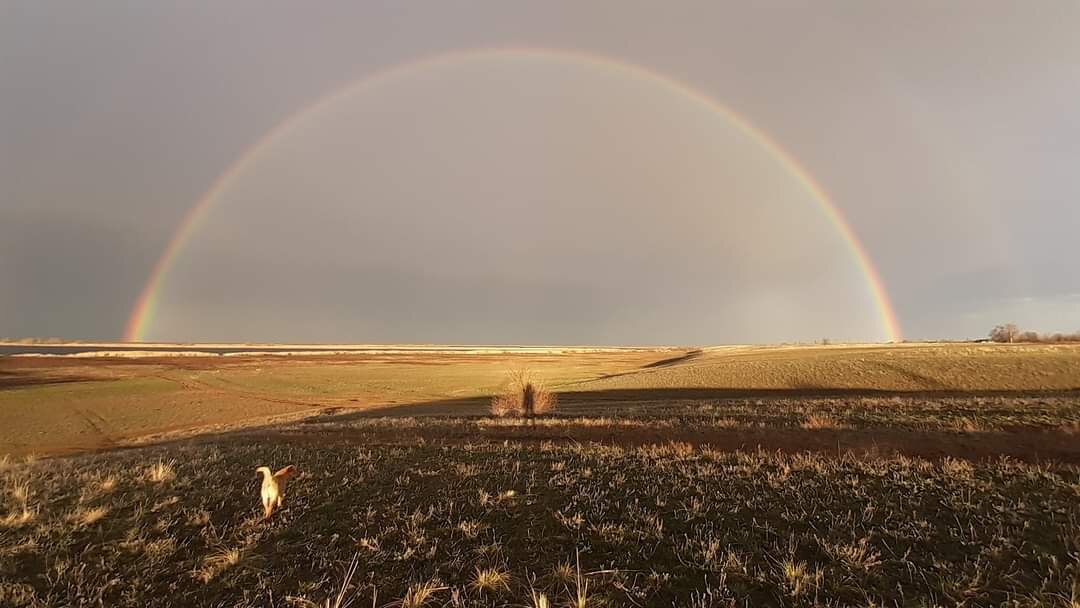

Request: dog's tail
left=273, top=465, right=295, bottom=480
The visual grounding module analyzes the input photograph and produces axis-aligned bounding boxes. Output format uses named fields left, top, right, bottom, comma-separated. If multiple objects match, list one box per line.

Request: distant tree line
left=989, top=323, right=1080, bottom=343
left=0, top=337, right=84, bottom=344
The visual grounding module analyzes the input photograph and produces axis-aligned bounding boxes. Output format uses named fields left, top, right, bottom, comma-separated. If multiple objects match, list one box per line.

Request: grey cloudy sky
left=2, top=2, right=1078, bottom=344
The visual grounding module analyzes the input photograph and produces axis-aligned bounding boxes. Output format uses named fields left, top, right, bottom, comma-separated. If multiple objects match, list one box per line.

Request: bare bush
left=489, top=370, right=557, bottom=418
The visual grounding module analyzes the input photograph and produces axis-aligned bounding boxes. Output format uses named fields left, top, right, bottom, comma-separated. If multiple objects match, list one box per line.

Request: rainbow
left=124, top=47, right=902, bottom=343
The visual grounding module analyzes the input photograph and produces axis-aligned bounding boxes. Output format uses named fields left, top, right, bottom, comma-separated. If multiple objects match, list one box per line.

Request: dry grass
left=3, top=343, right=1080, bottom=457
left=552, top=562, right=576, bottom=586
left=8, top=480, right=29, bottom=504
left=470, top=567, right=511, bottom=593
left=99, top=475, right=118, bottom=493
left=199, top=547, right=244, bottom=582
left=145, top=459, right=176, bottom=483
left=1, top=375, right=1079, bottom=607
left=0, top=441, right=1078, bottom=605
left=565, top=551, right=592, bottom=608
left=398, top=579, right=445, bottom=608
left=71, top=505, right=109, bottom=526
left=0, top=507, right=34, bottom=528
left=824, top=538, right=882, bottom=571
left=800, top=414, right=849, bottom=430
left=527, top=589, right=551, bottom=608
left=1, top=478, right=35, bottom=528
left=954, top=416, right=985, bottom=433
left=490, top=369, right=557, bottom=418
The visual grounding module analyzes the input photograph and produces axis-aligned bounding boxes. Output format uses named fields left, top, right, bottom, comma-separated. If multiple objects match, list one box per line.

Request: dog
left=256, top=465, right=295, bottom=520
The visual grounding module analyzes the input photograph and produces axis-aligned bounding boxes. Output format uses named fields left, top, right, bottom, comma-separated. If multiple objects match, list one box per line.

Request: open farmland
left=1, top=342, right=1079, bottom=606
left=1, top=343, right=1079, bottom=457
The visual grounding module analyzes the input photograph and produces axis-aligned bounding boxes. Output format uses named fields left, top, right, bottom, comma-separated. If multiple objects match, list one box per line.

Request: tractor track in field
left=73, top=407, right=118, bottom=448
left=145, top=372, right=369, bottom=409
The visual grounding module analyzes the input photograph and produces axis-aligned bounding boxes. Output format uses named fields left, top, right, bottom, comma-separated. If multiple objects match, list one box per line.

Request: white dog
left=256, top=465, right=295, bottom=520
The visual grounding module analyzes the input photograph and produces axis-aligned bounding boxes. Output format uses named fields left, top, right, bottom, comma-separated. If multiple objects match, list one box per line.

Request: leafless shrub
left=489, top=370, right=557, bottom=418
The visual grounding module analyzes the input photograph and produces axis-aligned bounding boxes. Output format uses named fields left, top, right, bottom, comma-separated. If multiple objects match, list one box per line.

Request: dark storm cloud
left=3, top=2, right=1079, bottom=342
left=0, top=211, right=151, bottom=340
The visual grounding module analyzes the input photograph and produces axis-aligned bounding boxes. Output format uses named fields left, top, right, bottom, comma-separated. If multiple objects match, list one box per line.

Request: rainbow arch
left=124, top=47, right=902, bottom=343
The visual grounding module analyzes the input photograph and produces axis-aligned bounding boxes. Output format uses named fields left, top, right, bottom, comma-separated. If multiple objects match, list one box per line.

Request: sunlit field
left=2, top=343, right=1079, bottom=456
left=1, top=343, right=1080, bottom=606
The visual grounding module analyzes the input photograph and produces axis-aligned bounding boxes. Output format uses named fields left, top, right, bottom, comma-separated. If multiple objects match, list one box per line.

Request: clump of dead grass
left=145, top=459, right=176, bottom=483
left=399, top=579, right=446, bottom=608
left=490, top=370, right=557, bottom=418
left=953, top=416, right=985, bottom=433
left=1, top=479, right=35, bottom=528
left=0, top=507, right=35, bottom=528
left=801, top=415, right=850, bottom=430
left=198, top=547, right=245, bottom=582
left=70, top=505, right=110, bottom=527
left=471, top=566, right=511, bottom=593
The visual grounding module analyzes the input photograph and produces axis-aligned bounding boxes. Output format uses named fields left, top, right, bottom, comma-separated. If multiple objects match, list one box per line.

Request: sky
left=2, top=2, right=1078, bottom=344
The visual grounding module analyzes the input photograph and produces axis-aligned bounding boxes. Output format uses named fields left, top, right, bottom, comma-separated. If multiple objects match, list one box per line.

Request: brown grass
left=4, top=343, right=1080, bottom=457
left=399, top=579, right=445, bottom=608
left=490, top=370, right=557, bottom=418
left=2, top=440, right=1078, bottom=606
left=0, top=508, right=35, bottom=528
left=145, top=460, right=175, bottom=483
left=800, top=415, right=849, bottom=430
left=70, top=505, right=110, bottom=527
left=471, top=567, right=511, bottom=593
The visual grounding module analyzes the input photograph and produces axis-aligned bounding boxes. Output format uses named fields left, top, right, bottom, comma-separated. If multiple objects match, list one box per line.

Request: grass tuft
left=72, top=505, right=109, bottom=527
left=471, top=566, right=511, bottom=593
left=0, top=507, right=35, bottom=528
left=801, top=415, right=849, bottom=430
left=528, top=589, right=551, bottom=608
left=398, top=579, right=445, bottom=608
left=146, top=459, right=176, bottom=483
left=198, top=547, right=244, bottom=582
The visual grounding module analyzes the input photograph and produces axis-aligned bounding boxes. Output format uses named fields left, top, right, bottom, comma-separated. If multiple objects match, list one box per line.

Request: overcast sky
left=2, top=2, right=1078, bottom=344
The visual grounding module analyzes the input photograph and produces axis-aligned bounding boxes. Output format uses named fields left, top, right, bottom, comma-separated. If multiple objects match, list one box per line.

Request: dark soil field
left=2, top=440, right=1078, bottom=607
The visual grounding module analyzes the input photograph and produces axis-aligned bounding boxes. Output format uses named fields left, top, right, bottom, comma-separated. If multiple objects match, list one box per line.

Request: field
left=1, top=343, right=1080, bottom=606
